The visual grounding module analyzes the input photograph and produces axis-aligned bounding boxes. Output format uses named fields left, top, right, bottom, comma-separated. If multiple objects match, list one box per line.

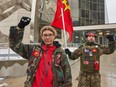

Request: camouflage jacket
left=9, top=26, right=72, bottom=87
left=69, top=41, right=115, bottom=72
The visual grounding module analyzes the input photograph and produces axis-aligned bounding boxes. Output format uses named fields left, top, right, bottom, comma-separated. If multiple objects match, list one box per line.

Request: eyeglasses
left=42, top=34, right=54, bottom=38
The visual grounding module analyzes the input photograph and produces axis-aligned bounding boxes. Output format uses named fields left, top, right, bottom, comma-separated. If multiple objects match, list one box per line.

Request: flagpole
left=61, top=7, right=67, bottom=48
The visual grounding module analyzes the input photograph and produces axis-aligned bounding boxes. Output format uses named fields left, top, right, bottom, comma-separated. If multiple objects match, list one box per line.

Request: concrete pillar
left=31, top=0, right=40, bottom=43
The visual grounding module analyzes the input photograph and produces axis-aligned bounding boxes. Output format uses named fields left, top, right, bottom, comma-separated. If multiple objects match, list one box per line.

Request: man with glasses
left=65, top=32, right=115, bottom=87
left=9, top=16, right=72, bottom=87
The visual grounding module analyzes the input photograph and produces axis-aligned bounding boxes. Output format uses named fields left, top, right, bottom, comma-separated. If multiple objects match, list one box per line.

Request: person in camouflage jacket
left=65, top=32, right=115, bottom=87
left=9, top=17, right=72, bottom=87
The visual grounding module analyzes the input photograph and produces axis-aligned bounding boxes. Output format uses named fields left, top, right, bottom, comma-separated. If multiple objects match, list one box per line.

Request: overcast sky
left=105, top=0, right=116, bottom=23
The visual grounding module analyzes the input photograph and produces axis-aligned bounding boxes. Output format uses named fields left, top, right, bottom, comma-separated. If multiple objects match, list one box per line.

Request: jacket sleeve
left=69, top=45, right=83, bottom=60
left=100, top=41, right=115, bottom=55
left=9, top=26, right=33, bottom=59
left=61, top=51, right=72, bottom=87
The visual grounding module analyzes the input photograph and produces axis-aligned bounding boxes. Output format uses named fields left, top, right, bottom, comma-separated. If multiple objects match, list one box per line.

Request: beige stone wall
left=0, top=60, right=28, bottom=77
left=0, top=9, right=31, bottom=43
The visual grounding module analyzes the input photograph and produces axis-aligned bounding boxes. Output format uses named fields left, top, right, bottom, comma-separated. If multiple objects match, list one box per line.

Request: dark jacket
left=9, top=26, right=72, bottom=87
left=69, top=41, right=115, bottom=72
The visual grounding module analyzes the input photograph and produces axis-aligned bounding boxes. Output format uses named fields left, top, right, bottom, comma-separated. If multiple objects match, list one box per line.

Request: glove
left=65, top=48, right=71, bottom=56
left=18, top=16, right=31, bottom=28
left=106, top=35, right=114, bottom=41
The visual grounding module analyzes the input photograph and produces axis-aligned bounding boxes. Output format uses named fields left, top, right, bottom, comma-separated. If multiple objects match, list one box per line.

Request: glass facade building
left=40, top=0, right=105, bottom=26
left=38, top=0, right=108, bottom=43
left=78, top=0, right=105, bottom=26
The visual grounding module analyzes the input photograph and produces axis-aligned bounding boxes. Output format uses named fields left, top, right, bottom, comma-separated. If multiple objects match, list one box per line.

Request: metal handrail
left=0, top=43, right=23, bottom=60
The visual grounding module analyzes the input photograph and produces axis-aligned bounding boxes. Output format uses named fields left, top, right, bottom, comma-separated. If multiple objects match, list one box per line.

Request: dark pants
left=78, top=71, right=101, bottom=87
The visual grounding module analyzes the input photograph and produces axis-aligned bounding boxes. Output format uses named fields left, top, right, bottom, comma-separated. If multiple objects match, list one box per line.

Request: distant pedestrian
left=65, top=32, right=115, bottom=87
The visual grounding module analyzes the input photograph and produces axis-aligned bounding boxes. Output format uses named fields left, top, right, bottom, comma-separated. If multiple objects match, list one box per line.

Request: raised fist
left=106, top=35, right=114, bottom=41
left=18, top=16, right=31, bottom=28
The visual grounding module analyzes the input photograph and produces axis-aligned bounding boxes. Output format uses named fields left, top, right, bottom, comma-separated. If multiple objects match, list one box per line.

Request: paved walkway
left=0, top=51, right=116, bottom=87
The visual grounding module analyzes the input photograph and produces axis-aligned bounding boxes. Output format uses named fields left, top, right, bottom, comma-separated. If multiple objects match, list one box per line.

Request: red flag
left=51, top=0, right=74, bottom=42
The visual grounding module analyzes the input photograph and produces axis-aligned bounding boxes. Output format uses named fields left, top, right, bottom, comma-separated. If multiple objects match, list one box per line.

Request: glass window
left=80, top=18, right=86, bottom=26
left=93, top=3, right=97, bottom=11
left=96, top=0, right=99, bottom=3
left=87, top=0, right=90, bottom=2
left=96, top=4, right=99, bottom=11
left=90, top=0, right=93, bottom=2
left=86, top=2, right=90, bottom=10
left=90, top=3, right=92, bottom=10
left=85, top=19, right=89, bottom=25
left=90, top=12, right=94, bottom=19
left=81, top=1, right=86, bottom=9
left=93, top=12, right=98, bottom=19
left=92, top=0, right=96, bottom=3
left=100, top=20, right=105, bottom=24
left=79, top=1, right=81, bottom=8
left=99, top=5, right=104, bottom=12
left=81, top=10, right=86, bottom=17
left=85, top=10, right=89, bottom=18
left=98, top=12, right=101, bottom=19
left=101, top=5, right=104, bottom=12
left=89, top=19, right=93, bottom=24
left=101, top=13, right=105, bottom=20
left=99, top=0, right=104, bottom=4
left=98, top=20, right=100, bottom=24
